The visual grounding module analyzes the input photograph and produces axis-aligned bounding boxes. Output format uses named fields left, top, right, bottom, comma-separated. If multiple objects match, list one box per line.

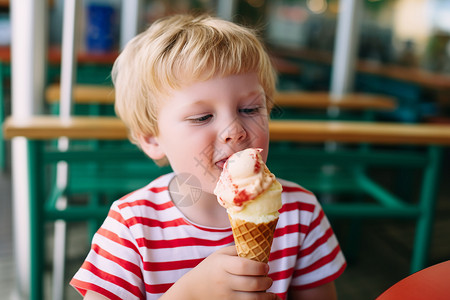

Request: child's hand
left=164, top=246, right=279, bottom=300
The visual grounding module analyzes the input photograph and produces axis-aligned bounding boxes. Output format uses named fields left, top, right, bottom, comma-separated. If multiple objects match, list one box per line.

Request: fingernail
left=265, top=263, right=270, bottom=274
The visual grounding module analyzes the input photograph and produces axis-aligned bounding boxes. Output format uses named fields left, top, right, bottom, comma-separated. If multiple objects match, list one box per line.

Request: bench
left=3, top=115, right=450, bottom=300
left=46, top=84, right=115, bottom=104
left=45, top=83, right=396, bottom=111
left=273, top=91, right=396, bottom=110
left=6, top=116, right=448, bottom=144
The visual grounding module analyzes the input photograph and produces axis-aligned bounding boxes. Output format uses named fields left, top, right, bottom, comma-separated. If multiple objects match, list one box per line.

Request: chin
left=201, top=176, right=220, bottom=193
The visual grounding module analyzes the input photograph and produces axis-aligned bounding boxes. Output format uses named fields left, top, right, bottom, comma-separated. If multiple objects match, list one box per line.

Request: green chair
left=29, top=135, right=171, bottom=300
left=267, top=120, right=446, bottom=274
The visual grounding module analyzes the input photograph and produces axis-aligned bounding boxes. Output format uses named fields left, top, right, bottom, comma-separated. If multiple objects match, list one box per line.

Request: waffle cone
left=228, top=215, right=278, bottom=263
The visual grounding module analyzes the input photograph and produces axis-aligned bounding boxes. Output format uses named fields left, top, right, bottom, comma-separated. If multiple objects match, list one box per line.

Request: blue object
left=85, top=4, right=115, bottom=53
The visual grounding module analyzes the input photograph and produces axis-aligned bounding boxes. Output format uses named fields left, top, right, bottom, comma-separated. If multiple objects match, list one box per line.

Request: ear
left=137, top=134, right=166, bottom=160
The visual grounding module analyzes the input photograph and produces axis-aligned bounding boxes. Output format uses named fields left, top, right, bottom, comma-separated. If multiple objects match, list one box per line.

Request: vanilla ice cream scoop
left=214, top=148, right=282, bottom=223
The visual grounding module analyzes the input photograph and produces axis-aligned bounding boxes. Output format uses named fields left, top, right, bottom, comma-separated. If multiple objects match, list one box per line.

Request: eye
left=239, top=107, right=263, bottom=115
left=187, top=114, right=213, bottom=124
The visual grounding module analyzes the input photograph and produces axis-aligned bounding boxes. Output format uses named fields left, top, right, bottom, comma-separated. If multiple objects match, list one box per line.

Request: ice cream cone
left=215, top=148, right=282, bottom=263
left=228, top=215, right=278, bottom=263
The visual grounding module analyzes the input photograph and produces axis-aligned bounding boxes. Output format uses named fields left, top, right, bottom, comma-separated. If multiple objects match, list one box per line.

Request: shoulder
left=278, top=178, right=314, bottom=198
left=108, top=173, right=177, bottom=224
left=278, top=178, right=319, bottom=210
left=114, top=173, right=173, bottom=208
left=96, top=173, right=181, bottom=250
left=277, top=178, right=325, bottom=227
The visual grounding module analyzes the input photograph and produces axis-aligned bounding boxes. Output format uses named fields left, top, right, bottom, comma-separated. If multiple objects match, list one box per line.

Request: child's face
left=142, top=73, right=270, bottom=195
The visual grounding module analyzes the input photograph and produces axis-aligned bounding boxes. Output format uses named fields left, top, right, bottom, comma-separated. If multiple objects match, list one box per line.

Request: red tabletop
left=0, top=46, right=119, bottom=64
left=376, top=260, right=450, bottom=300
left=0, top=46, right=10, bottom=62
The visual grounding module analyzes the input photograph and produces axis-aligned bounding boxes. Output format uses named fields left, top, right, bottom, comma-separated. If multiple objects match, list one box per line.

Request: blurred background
left=2, top=0, right=448, bottom=120
left=0, top=0, right=449, bottom=299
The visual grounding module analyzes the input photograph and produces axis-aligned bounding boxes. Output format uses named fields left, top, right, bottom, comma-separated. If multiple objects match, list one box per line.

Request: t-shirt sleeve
left=70, top=202, right=145, bottom=300
left=290, top=200, right=346, bottom=290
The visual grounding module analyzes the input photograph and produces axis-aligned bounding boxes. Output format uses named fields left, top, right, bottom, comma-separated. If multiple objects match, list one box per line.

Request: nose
left=219, top=118, right=247, bottom=144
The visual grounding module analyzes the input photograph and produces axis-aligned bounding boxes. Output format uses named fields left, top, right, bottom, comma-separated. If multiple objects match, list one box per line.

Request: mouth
left=215, top=157, right=229, bottom=170
left=215, top=147, right=250, bottom=170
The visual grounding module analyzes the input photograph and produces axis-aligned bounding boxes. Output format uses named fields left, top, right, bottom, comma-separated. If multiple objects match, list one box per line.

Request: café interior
left=1, top=0, right=449, bottom=299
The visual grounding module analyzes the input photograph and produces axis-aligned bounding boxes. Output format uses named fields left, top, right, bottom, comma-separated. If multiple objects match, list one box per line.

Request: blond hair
left=112, top=14, right=277, bottom=145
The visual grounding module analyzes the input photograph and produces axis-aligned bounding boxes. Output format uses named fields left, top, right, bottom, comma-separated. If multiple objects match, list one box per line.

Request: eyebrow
left=182, top=99, right=211, bottom=108
left=241, top=90, right=266, bottom=104
left=177, top=87, right=266, bottom=109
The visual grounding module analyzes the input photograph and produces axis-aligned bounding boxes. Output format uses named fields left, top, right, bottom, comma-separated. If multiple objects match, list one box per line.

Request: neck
left=175, top=190, right=230, bottom=228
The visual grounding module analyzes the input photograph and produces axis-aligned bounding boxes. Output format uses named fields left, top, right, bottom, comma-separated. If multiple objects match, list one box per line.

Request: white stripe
left=292, top=251, right=345, bottom=287
left=76, top=268, right=142, bottom=299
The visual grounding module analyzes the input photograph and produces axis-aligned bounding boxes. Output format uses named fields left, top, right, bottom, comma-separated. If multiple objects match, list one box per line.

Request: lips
left=215, top=147, right=250, bottom=169
left=215, top=157, right=229, bottom=169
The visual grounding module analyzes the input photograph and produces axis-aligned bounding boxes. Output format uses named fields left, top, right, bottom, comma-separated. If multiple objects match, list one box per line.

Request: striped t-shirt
left=71, top=173, right=346, bottom=299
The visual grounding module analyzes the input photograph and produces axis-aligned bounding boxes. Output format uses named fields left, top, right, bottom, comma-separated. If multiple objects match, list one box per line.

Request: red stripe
left=137, top=234, right=234, bottom=249
left=145, top=282, right=174, bottom=294
left=270, top=245, right=343, bottom=284
left=279, top=201, right=315, bottom=214
left=269, top=245, right=300, bottom=261
left=118, top=199, right=174, bottom=210
left=148, top=186, right=168, bottom=193
left=293, top=244, right=342, bottom=277
left=123, top=214, right=232, bottom=233
left=108, top=209, right=189, bottom=229
left=307, top=209, right=325, bottom=234
left=128, top=216, right=189, bottom=229
left=299, top=227, right=334, bottom=258
left=269, top=266, right=295, bottom=281
left=281, top=185, right=314, bottom=195
left=92, top=244, right=142, bottom=278
left=186, top=221, right=232, bottom=233
left=97, top=228, right=141, bottom=257
left=275, top=291, right=288, bottom=300
left=143, top=257, right=204, bottom=272
left=115, top=201, right=231, bottom=233
left=108, top=209, right=127, bottom=224
left=291, top=262, right=347, bottom=290
left=70, top=278, right=123, bottom=300
left=274, top=223, right=308, bottom=238
left=81, top=261, right=144, bottom=298
left=119, top=185, right=168, bottom=200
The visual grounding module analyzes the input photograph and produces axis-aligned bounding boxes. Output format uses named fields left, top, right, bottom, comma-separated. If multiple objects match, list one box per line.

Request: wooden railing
left=4, top=116, right=449, bottom=145
left=45, top=83, right=397, bottom=111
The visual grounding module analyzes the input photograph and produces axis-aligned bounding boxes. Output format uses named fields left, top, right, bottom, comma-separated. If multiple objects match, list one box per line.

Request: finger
left=216, top=245, right=269, bottom=276
left=225, top=256, right=270, bottom=276
left=232, top=291, right=280, bottom=300
left=229, top=274, right=273, bottom=292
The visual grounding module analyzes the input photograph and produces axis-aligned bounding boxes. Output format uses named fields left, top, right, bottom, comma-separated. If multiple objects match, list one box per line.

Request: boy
left=71, top=14, right=346, bottom=300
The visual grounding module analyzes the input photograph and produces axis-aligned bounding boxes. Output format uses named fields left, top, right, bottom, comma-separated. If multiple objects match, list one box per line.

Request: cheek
left=249, top=118, right=269, bottom=140
left=258, top=135, right=270, bottom=158
left=248, top=121, right=270, bottom=157
left=166, top=132, right=215, bottom=169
